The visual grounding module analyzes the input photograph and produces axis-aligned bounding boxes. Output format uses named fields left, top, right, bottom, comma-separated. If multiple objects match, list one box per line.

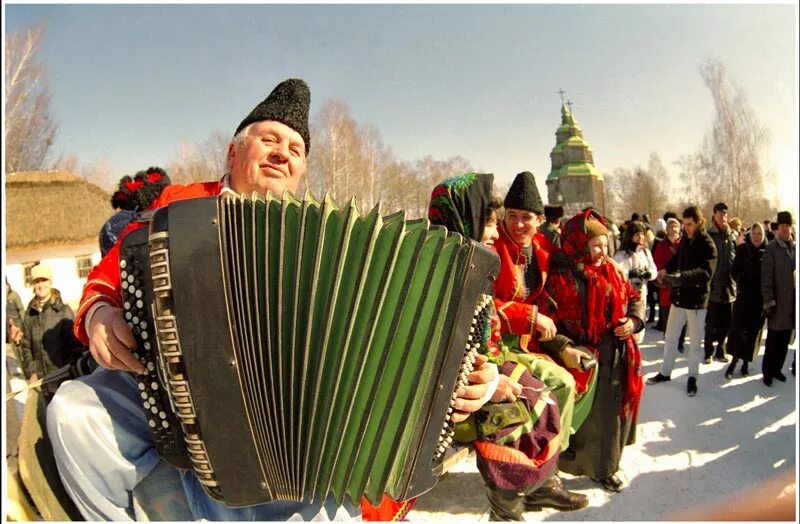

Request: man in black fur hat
left=539, top=204, right=564, bottom=249
left=49, top=78, right=500, bottom=521
left=489, top=172, right=590, bottom=517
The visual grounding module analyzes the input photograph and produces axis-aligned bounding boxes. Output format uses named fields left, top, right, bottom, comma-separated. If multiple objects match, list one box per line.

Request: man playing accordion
left=47, top=78, right=501, bottom=521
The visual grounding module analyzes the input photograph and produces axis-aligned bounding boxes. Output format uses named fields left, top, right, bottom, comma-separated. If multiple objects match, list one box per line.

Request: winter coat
left=613, top=248, right=657, bottom=303
left=707, top=221, right=737, bottom=303
left=727, top=239, right=767, bottom=362
left=652, top=236, right=681, bottom=307
left=6, top=287, right=25, bottom=342
left=20, top=289, right=85, bottom=394
left=537, top=221, right=561, bottom=250
left=665, top=228, right=717, bottom=310
left=761, top=237, right=796, bottom=331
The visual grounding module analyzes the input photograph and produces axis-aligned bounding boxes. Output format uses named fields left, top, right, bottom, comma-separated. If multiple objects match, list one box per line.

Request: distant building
left=545, top=104, right=605, bottom=217
left=5, top=171, right=112, bottom=311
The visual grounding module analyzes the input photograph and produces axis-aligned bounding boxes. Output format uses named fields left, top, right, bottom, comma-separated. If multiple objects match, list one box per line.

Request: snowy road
left=408, top=326, right=798, bottom=521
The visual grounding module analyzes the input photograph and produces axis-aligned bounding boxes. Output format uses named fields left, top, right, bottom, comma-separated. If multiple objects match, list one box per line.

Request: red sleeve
left=73, top=181, right=220, bottom=345
left=73, top=220, right=148, bottom=345
left=494, top=298, right=537, bottom=338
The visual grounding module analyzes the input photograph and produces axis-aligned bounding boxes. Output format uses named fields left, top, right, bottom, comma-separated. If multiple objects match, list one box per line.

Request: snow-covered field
left=408, top=325, right=798, bottom=521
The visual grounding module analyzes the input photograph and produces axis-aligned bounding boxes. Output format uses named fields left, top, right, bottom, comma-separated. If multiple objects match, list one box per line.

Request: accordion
left=119, top=193, right=499, bottom=507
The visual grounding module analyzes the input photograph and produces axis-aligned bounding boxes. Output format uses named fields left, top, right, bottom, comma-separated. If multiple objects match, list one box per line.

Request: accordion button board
left=121, top=193, right=500, bottom=508
left=119, top=227, right=191, bottom=470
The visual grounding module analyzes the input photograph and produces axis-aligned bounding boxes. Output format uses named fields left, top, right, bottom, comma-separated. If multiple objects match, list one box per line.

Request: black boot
left=724, top=359, right=737, bottom=380
left=523, top=475, right=588, bottom=512
left=486, top=486, right=525, bottom=521
left=741, top=361, right=749, bottom=377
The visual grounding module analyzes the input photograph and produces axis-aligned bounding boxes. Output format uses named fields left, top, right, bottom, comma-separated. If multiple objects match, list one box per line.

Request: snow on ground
left=408, top=325, right=798, bottom=521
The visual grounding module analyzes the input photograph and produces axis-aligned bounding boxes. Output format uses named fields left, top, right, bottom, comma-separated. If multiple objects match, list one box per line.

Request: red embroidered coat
left=74, top=181, right=223, bottom=345
left=491, top=223, right=556, bottom=354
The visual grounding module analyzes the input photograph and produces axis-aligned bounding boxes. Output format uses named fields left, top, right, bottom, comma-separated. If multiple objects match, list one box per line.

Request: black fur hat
left=777, top=211, right=793, bottom=225
left=544, top=204, right=564, bottom=222
left=504, top=171, right=544, bottom=214
left=234, top=78, right=311, bottom=154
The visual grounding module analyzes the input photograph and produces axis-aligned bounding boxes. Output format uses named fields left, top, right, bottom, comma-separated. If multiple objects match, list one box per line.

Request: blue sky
left=4, top=4, right=798, bottom=209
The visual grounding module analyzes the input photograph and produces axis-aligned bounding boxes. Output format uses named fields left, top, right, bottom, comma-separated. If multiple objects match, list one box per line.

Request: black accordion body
left=119, top=193, right=499, bottom=507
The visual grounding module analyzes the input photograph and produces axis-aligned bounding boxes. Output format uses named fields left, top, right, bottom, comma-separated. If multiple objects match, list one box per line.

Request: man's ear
left=226, top=142, right=236, bottom=172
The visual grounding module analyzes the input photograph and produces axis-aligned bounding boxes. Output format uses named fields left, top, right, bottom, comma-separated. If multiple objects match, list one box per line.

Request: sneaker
left=646, top=373, right=671, bottom=385
left=523, top=476, right=589, bottom=512
left=687, top=377, right=698, bottom=397
left=774, top=372, right=787, bottom=383
left=592, top=474, right=624, bottom=493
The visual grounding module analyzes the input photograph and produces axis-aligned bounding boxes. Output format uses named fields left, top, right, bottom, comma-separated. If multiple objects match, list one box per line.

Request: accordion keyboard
left=434, top=293, right=493, bottom=459
left=120, top=229, right=190, bottom=469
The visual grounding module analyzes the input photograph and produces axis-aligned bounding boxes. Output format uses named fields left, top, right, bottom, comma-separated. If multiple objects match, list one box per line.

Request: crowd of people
left=5, top=77, right=795, bottom=522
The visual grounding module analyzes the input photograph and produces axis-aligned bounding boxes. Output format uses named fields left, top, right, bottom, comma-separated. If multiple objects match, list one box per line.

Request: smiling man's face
left=228, top=120, right=307, bottom=195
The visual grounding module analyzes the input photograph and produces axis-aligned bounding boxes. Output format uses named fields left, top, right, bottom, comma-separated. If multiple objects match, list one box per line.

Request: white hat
left=31, top=264, right=53, bottom=282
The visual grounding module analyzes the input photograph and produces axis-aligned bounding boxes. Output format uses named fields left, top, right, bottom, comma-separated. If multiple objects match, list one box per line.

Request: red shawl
left=544, top=209, right=643, bottom=421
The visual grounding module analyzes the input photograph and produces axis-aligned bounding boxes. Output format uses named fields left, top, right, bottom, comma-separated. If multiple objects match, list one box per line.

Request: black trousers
left=704, top=301, right=732, bottom=358
left=763, top=329, right=792, bottom=379
left=647, top=287, right=658, bottom=322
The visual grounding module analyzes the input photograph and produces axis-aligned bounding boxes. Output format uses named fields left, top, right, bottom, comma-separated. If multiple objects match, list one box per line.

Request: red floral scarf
left=547, top=209, right=643, bottom=421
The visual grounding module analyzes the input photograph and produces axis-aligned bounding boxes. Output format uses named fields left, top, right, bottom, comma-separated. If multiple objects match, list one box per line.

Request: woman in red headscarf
left=541, top=209, right=645, bottom=493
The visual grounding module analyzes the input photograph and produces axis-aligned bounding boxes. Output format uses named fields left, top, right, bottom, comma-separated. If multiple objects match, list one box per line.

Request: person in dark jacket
left=6, top=279, right=26, bottom=381
left=724, top=222, right=768, bottom=378
left=18, top=264, right=85, bottom=401
left=539, top=204, right=564, bottom=249
left=760, top=211, right=796, bottom=387
left=704, top=202, right=737, bottom=363
left=647, top=206, right=717, bottom=397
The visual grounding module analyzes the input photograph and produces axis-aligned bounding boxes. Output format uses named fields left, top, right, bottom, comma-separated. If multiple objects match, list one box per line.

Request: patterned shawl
left=428, top=172, right=494, bottom=242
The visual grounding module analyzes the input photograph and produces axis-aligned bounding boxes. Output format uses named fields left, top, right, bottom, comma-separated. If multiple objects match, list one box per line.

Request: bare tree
left=604, top=153, right=671, bottom=225
left=167, top=131, right=229, bottom=184
left=79, top=158, right=112, bottom=191
left=5, top=24, right=59, bottom=173
left=696, top=58, right=771, bottom=220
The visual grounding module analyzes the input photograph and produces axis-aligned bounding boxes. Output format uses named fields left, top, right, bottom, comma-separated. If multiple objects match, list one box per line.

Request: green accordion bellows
left=118, top=192, right=499, bottom=508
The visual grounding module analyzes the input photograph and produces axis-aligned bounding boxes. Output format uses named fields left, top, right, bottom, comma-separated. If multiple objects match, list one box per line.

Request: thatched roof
left=5, top=171, right=112, bottom=249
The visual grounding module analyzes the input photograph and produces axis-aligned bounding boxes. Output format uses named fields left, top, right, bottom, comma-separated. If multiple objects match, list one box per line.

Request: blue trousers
left=47, top=367, right=359, bottom=521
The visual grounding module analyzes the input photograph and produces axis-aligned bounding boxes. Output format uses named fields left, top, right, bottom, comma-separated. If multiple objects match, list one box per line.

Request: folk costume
left=491, top=218, right=597, bottom=450
left=542, top=209, right=645, bottom=488
left=481, top=172, right=589, bottom=515
left=422, top=173, right=562, bottom=520
left=48, top=79, right=360, bottom=521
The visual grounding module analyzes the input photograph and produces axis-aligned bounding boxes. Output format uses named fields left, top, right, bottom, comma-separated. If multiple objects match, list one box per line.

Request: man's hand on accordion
left=449, top=354, right=501, bottom=423
left=87, top=305, right=146, bottom=374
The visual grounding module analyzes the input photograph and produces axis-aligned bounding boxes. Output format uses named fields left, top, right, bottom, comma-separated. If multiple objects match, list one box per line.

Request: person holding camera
left=647, top=206, right=717, bottom=397
left=614, top=220, right=658, bottom=344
